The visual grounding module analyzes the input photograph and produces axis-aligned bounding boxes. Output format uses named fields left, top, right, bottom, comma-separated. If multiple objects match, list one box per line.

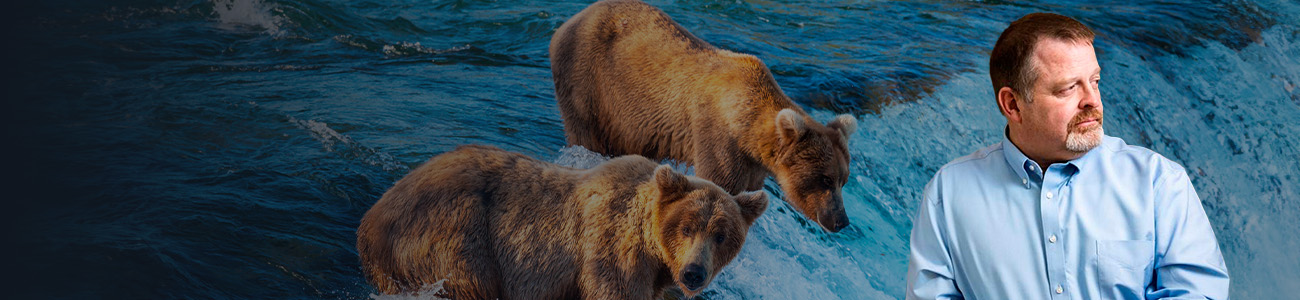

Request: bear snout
left=820, top=208, right=850, bottom=232
left=680, top=263, right=707, bottom=291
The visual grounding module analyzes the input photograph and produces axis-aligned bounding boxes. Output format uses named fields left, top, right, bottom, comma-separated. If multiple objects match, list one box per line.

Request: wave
left=332, top=34, right=471, bottom=57
left=290, top=116, right=407, bottom=172
left=368, top=280, right=450, bottom=300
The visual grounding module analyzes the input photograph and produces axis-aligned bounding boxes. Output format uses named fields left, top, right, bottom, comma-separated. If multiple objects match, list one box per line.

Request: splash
left=211, top=0, right=283, bottom=35
left=292, top=117, right=348, bottom=152
left=552, top=145, right=611, bottom=169
left=552, top=145, right=696, bottom=175
left=368, top=280, right=450, bottom=300
left=332, top=34, right=474, bottom=57
left=382, top=42, right=472, bottom=58
left=289, top=116, right=407, bottom=172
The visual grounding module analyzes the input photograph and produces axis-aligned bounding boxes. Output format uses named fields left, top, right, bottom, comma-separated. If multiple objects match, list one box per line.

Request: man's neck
left=1007, top=127, right=1076, bottom=174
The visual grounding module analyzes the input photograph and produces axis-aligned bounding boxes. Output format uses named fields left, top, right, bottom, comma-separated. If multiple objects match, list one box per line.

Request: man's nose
left=1080, top=82, right=1102, bottom=109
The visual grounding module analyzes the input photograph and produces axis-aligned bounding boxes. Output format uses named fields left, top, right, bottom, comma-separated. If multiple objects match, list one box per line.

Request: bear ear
left=733, top=191, right=769, bottom=225
left=654, top=165, right=690, bottom=200
left=827, top=114, right=857, bottom=140
left=775, top=109, right=806, bottom=144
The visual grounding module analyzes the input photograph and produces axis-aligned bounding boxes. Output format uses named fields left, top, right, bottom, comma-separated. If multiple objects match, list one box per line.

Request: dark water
left=7, top=0, right=1298, bottom=298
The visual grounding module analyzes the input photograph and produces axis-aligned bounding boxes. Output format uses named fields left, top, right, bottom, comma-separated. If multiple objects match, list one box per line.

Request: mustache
left=1070, top=108, right=1103, bottom=129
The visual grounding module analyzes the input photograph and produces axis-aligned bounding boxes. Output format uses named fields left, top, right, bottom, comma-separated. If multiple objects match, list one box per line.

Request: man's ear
left=998, top=86, right=1024, bottom=124
left=775, top=109, right=806, bottom=144
left=734, top=191, right=769, bottom=225
left=654, top=165, right=689, bottom=201
left=827, top=114, right=858, bottom=140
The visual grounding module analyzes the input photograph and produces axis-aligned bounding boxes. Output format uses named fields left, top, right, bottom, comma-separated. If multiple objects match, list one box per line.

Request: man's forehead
left=1031, top=38, right=1100, bottom=81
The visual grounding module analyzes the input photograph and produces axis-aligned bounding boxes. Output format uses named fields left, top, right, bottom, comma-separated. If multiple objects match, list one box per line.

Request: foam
left=289, top=116, right=407, bottom=172
left=212, top=0, right=284, bottom=36
left=368, top=280, right=449, bottom=300
left=552, top=145, right=611, bottom=169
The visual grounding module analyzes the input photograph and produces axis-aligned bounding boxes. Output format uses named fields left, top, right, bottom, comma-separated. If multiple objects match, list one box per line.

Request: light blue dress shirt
left=906, top=134, right=1230, bottom=299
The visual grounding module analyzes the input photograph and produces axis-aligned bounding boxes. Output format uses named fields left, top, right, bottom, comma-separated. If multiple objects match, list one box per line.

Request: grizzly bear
left=550, top=0, right=858, bottom=232
left=356, top=145, right=768, bottom=299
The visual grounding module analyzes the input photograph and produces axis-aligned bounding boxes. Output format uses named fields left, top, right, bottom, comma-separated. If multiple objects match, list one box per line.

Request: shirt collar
left=1064, top=135, right=1107, bottom=172
left=1001, top=128, right=1035, bottom=184
left=1001, top=127, right=1102, bottom=184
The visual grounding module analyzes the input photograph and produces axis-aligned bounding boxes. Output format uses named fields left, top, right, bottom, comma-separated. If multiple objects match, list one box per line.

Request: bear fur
left=356, top=145, right=768, bottom=299
left=550, top=0, right=859, bottom=232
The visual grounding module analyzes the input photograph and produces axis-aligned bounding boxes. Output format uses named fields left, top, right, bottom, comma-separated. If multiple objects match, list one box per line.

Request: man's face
left=1020, top=38, right=1104, bottom=157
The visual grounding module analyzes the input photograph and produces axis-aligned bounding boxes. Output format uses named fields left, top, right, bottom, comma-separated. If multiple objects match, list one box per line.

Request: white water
left=212, top=0, right=283, bottom=35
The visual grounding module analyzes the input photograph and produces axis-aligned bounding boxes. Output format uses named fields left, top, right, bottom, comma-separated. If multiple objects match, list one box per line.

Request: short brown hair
left=989, top=13, right=1095, bottom=103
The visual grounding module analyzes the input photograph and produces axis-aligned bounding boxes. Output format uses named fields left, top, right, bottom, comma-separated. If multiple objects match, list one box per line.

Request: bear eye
left=714, top=233, right=726, bottom=244
left=681, top=225, right=693, bottom=236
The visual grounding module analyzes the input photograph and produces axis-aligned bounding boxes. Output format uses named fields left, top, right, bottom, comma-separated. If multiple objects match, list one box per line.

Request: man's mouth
left=1075, top=118, right=1098, bottom=128
left=1071, top=112, right=1103, bottom=132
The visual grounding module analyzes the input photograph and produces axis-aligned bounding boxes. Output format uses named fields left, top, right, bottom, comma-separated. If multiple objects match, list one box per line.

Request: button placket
left=1042, top=164, right=1071, bottom=299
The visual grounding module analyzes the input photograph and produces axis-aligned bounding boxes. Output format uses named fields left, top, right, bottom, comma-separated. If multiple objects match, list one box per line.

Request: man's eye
left=1057, top=84, right=1076, bottom=95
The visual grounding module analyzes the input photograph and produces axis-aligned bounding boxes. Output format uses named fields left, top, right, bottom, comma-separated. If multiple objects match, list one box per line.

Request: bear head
left=650, top=165, right=767, bottom=299
left=771, top=108, right=857, bottom=232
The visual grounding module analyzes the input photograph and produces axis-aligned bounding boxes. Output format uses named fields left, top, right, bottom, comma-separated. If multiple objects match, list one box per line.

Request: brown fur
left=550, top=0, right=858, bottom=232
left=357, top=145, right=767, bottom=299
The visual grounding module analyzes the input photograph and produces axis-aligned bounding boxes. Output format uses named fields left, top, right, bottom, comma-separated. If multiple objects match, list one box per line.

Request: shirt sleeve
left=1148, top=165, right=1230, bottom=299
left=906, top=174, right=964, bottom=300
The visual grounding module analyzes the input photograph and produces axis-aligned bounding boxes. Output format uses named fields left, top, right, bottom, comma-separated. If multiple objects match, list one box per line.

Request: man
left=906, top=13, right=1230, bottom=299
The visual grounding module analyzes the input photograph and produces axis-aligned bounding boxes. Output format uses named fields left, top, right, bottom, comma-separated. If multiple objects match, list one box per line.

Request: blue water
left=7, top=0, right=1298, bottom=298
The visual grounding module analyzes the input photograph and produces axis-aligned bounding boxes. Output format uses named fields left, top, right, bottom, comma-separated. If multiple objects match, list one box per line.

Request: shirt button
left=1046, top=192, right=1054, bottom=199
left=1055, top=286, right=1063, bottom=294
left=1022, top=178, right=1028, bottom=185
left=1049, top=235, right=1057, bottom=243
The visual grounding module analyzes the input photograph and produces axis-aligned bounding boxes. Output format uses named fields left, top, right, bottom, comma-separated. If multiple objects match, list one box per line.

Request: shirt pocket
left=1096, top=240, right=1154, bottom=300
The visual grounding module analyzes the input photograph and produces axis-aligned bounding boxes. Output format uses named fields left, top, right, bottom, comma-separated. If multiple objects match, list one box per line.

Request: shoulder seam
left=939, top=145, right=1001, bottom=173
